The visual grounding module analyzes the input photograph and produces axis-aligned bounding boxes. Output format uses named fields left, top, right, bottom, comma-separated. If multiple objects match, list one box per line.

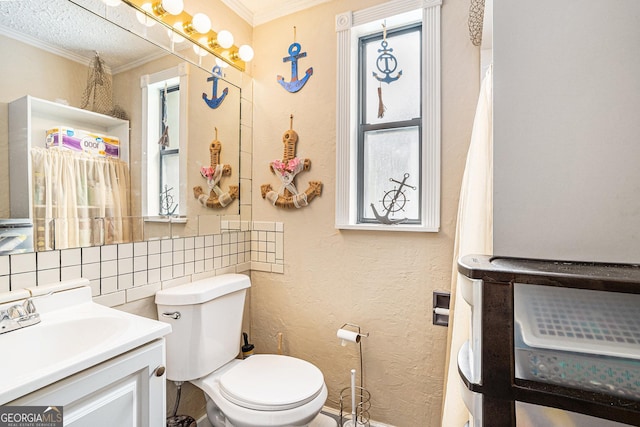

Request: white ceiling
left=220, top=0, right=331, bottom=26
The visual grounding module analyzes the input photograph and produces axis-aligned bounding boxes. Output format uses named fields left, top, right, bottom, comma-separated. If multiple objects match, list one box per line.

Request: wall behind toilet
left=249, top=0, right=479, bottom=425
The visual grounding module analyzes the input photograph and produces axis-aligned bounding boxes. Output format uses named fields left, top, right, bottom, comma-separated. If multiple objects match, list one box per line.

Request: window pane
left=361, top=127, right=420, bottom=222
left=164, top=87, right=180, bottom=150
left=161, top=153, right=180, bottom=215
left=364, top=27, right=421, bottom=124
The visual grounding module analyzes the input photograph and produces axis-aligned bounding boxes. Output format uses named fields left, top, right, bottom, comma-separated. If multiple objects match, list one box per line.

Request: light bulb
left=191, top=13, right=211, bottom=34
left=168, top=22, right=185, bottom=43
left=238, top=44, right=254, bottom=62
left=215, top=58, right=229, bottom=68
left=161, top=0, right=183, bottom=15
left=217, top=30, right=234, bottom=49
left=193, top=37, right=208, bottom=57
left=101, top=0, right=121, bottom=6
left=135, top=3, right=156, bottom=27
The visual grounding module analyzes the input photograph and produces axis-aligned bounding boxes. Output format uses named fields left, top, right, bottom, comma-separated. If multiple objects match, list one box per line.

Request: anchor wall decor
left=193, top=128, right=238, bottom=208
left=261, top=115, right=322, bottom=208
left=202, top=66, right=228, bottom=109
left=277, top=27, right=313, bottom=93
left=370, top=173, right=416, bottom=225
left=372, top=23, right=402, bottom=118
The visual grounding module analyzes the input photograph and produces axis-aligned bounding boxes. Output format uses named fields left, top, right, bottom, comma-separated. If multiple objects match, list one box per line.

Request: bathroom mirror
left=0, top=0, right=244, bottom=253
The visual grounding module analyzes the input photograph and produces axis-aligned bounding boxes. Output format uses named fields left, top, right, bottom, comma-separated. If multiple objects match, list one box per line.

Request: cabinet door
left=10, top=339, right=166, bottom=427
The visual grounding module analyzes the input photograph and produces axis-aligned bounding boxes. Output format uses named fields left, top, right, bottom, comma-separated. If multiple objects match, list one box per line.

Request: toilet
left=155, top=274, right=329, bottom=427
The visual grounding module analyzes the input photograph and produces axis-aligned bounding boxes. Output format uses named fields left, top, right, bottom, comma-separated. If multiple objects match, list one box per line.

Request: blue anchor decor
left=372, top=23, right=402, bottom=118
left=277, top=28, right=313, bottom=93
left=202, top=66, right=228, bottom=109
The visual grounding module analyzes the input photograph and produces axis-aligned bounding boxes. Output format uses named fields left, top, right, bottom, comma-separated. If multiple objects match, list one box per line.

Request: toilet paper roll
left=337, top=328, right=361, bottom=345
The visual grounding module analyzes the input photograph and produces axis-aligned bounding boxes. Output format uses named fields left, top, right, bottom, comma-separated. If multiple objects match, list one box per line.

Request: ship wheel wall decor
left=261, top=115, right=322, bottom=208
left=193, top=128, right=239, bottom=208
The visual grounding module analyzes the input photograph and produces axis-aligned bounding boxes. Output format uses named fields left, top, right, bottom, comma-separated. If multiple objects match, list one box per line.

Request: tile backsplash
left=0, top=221, right=284, bottom=307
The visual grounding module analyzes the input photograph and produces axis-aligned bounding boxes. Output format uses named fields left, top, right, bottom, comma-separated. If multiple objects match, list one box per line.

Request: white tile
left=134, top=255, right=147, bottom=272
left=184, top=262, right=195, bottom=275
left=205, top=257, right=214, bottom=271
left=89, top=279, right=100, bottom=296
left=215, top=265, right=237, bottom=275
left=126, top=282, right=162, bottom=302
left=258, top=252, right=267, bottom=263
left=148, top=240, right=161, bottom=255
left=0, top=256, right=9, bottom=276
left=101, top=260, right=118, bottom=278
left=271, top=263, right=284, bottom=274
left=267, top=253, right=276, bottom=263
left=275, top=222, right=284, bottom=232
left=161, top=252, right=172, bottom=265
left=61, top=265, right=82, bottom=281
left=222, top=245, right=230, bottom=256
left=276, top=233, right=284, bottom=260
left=173, top=264, right=184, bottom=278
left=161, top=239, right=172, bottom=253
left=205, top=247, right=213, bottom=259
left=205, top=235, right=214, bottom=247
left=185, top=249, right=195, bottom=263
left=37, top=251, right=60, bottom=270
left=195, top=236, right=205, bottom=248
left=195, top=248, right=205, bottom=261
left=11, top=253, right=36, bottom=274
left=194, top=260, right=205, bottom=273
left=222, top=256, right=230, bottom=268
left=134, top=241, right=148, bottom=256
left=11, top=271, right=37, bottom=290
left=148, top=254, right=161, bottom=269
left=118, top=273, right=133, bottom=290
left=118, top=243, right=133, bottom=258
left=252, top=221, right=276, bottom=232
left=236, top=262, right=251, bottom=273
left=82, top=247, right=101, bottom=264
left=267, top=242, right=276, bottom=253
left=214, top=257, right=222, bottom=269
left=161, top=276, right=190, bottom=289
left=251, top=261, right=273, bottom=272
left=173, top=250, right=184, bottom=264
left=173, top=238, right=184, bottom=251
left=101, top=244, right=118, bottom=261
left=148, top=268, right=161, bottom=284
left=161, top=266, right=173, bottom=281
left=82, top=262, right=100, bottom=280
left=134, top=270, right=148, bottom=286
left=0, top=275, right=9, bottom=293
left=230, top=233, right=238, bottom=244
left=94, top=291, right=126, bottom=307
left=118, top=258, right=133, bottom=275
left=214, top=235, right=222, bottom=246
left=101, top=276, right=118, bottom=294
left=222, top=233, right=230, bottom=244
left=61, top=248, right=82, bottom=266
left=184, top=237, right=195, bottom=250
left=37, top=268, right=60, bottom=286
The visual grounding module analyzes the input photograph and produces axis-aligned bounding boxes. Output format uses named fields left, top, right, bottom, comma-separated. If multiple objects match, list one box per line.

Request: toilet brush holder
left=339, top=384, right=371, bottom=427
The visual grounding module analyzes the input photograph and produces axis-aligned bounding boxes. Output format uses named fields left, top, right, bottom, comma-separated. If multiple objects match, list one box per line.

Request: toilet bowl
left=155, top=274, right=328, bottom=427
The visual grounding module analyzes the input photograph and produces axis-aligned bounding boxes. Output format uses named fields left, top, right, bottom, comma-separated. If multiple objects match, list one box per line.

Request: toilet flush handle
left=162, top=311, right=181, bottom=320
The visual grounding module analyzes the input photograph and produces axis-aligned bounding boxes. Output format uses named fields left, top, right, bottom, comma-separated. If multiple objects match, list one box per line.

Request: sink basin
left=0, top=282, right=171, bottom=404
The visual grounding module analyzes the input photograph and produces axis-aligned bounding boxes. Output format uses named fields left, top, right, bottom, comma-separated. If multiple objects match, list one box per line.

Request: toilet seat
left=219, top=354, right=325, bottom=411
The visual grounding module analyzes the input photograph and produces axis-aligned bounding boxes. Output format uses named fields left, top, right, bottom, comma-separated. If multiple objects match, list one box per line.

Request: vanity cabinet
left=457, top=255, right=640, bottom=426
left=8, top=95, right=129, bottom=220
left=8, top=339, right=166, bottom=427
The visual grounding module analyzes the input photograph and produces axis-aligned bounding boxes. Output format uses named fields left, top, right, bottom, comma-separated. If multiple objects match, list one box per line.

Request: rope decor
left=468, top=0, right=485, bottom=47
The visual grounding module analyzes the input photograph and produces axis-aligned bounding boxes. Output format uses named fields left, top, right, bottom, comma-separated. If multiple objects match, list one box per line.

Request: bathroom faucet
left=0, top=295, right=44, bottom=335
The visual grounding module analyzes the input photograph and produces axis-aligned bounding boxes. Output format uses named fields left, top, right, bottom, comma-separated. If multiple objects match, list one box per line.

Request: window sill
left=143, top=216, right=187, bottom=224
left=336, top=222, right=438, bottom=233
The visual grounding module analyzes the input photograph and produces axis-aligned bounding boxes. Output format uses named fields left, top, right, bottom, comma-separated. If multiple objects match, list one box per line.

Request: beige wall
left=249, top=0, right=479, bottom=425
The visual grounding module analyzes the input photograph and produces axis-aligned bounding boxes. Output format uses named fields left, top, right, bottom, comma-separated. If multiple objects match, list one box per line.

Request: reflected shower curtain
left=441, top=66, right=493, bottom=425
left=31, top=148, right=131, bottom=250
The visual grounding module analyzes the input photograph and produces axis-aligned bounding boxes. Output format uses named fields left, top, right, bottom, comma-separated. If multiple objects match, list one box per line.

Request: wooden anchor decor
left=261, top=115, right=322, bottom=208
left=193, top=128, right=238, bottom=208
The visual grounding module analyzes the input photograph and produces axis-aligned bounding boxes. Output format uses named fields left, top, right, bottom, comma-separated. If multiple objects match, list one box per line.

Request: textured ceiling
left=0, top=0, right=169, bottom=73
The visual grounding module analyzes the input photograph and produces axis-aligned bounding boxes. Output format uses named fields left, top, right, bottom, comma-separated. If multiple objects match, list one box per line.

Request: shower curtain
left=31, top=147, right=131, bottom=250
left=441, top=65, right=493, bottom=425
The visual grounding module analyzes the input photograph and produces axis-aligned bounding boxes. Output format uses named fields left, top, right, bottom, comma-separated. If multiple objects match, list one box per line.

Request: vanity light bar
left=120, top=0, right=247, bottom=71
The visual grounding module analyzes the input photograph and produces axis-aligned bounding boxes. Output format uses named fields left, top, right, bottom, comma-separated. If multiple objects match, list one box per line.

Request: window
left=335, top=0, right=441, bottom=232
left=140, top=63, right=189, bottom=218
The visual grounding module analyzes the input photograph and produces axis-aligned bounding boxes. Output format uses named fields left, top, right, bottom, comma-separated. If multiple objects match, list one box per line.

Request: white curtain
left=31, top=147, right=131, bottom=250
left=441, top=65, right=493, bottom=426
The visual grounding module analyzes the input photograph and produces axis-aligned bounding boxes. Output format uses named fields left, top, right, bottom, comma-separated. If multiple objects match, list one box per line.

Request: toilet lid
left=219, top=355, right=325, bottom=411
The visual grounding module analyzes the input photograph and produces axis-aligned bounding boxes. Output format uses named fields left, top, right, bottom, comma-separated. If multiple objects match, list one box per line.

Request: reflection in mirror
left=0, top=0, right=243, bottom=255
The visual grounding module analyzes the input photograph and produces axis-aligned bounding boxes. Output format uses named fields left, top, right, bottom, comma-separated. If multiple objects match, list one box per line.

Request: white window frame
left=335, top=0, right=442, bottom=232
left=140, top=62, right=189, bottom=219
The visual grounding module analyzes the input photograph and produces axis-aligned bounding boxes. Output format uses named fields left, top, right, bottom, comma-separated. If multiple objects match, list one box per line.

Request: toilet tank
left=155, top=274, right=251, bottom=381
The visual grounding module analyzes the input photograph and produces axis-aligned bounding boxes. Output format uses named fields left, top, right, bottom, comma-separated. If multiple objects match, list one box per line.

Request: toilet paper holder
left=337, top=323, right=369, bottom=346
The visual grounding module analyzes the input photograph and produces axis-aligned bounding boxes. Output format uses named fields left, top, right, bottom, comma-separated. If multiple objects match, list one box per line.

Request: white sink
left=0, top=280, right=171, bottom=404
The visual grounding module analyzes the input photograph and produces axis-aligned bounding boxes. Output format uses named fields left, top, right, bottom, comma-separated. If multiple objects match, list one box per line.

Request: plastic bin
left=514, top=284, right=640, bottom=400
